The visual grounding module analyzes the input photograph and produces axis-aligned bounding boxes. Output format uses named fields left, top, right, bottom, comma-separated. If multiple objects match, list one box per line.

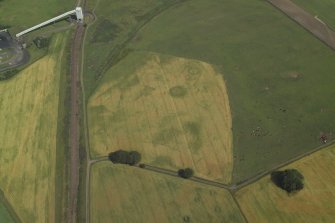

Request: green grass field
left=0, top=33, right=68, bottom=223
left=126, top=0, right=335, bottom=182
left=292, top=0, right=335, bottom=30
left=0, top=198, right=16, bottom=223
left=90, top=162, right=245, bottom=223
left=0, top=0, right=74, bottom=34
left=0, top=189, right=21, bottom=222
left=236, top=143, right=335, bottom=223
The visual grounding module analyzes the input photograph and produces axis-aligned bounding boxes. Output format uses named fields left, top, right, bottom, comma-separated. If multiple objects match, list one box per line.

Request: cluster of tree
left=178, top=168, right=194, bottom=179
left=108, top=150, right=141, bottom=166
left=271, top=169, right=304, bottom=193
left=33, top=37, right=50, bottom=49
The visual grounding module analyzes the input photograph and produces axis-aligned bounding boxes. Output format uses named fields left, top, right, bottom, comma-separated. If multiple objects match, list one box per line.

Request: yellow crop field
left=235, top=144, right=335, bottom=223
left=88, top=52, right=233, bottom=183
left=90, top=161, right=245, bottom=223
left=0, top=33, right=68, bottom=223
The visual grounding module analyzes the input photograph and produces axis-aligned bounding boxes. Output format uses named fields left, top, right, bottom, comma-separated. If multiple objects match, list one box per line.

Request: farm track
left=267, top=0, right=335, bottom=50
left=68, top=0, right=86, bottom=222
left=68, top=24, right=83, bottom=223
left=90, top=140, right=335, bottom=193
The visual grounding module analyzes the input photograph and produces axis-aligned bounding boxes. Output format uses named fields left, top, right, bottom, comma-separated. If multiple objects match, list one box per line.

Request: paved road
left=267, top=0, right=335, bottom=50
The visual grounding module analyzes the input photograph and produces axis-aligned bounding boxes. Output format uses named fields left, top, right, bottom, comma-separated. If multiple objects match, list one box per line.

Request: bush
left=271, top=169, right=304, bottom=193
left=108, top=150, right=141, bottom=166
left=178, top=168, right=194, bottom=179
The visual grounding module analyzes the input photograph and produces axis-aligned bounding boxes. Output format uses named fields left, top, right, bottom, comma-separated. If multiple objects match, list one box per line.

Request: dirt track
left=68, top=23, right=84, bottom=223
left=267, top=0, right=335, bottom=50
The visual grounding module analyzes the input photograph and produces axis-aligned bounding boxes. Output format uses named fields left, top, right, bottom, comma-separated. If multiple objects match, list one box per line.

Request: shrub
left=271, top=169, right=304, bottom=193
left=178, top=168, right=194, bottom=179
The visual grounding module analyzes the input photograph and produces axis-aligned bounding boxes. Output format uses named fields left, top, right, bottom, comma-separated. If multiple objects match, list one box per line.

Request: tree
left=178, top=168, right=194, bottom=179
left=271, top=169, right=304, bottom=193
left=108, top=150, right=129, bottom=164
left=127, top=151, right=141, bottom=166
left=108, top=150, right=141, bottom=165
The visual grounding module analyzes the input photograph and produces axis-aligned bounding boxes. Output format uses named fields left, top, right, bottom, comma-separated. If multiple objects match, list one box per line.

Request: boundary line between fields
left=0, top=189, right=22, bottom=223
left=90, top=140, right=335, bottom=192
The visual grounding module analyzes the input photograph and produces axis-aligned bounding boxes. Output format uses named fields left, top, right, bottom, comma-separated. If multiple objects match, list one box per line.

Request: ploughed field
left=236, top=143, right=335, bottom=223
left=0, top=33, right=68, bottom=223
left=88, top=52, right=233, bottom=183
left=90, top=162, right=246, bottom=223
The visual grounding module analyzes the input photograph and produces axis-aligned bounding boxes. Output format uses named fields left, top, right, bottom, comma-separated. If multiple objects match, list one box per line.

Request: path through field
left=267, top=0, right=335, bottom=50
left=68, top=1, right=86, bottom=222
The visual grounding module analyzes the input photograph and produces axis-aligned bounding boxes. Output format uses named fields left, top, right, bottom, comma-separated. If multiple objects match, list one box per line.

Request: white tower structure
left=75, top=7, right=84, bottom=21
left=16, top=7, right=84, bottom=38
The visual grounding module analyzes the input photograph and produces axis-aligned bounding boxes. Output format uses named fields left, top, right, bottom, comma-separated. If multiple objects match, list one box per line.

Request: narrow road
left=90, top=140, right=334, bottom=193
left=267, top=0, right=335, bottom=50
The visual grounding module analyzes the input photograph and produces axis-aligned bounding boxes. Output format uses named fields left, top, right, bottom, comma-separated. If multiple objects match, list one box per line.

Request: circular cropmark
left=169, top=85, right=187, bottom=98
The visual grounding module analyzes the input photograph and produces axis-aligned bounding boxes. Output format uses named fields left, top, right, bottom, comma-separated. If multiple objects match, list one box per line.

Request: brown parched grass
left=88, top=52, right=233, bottom=183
